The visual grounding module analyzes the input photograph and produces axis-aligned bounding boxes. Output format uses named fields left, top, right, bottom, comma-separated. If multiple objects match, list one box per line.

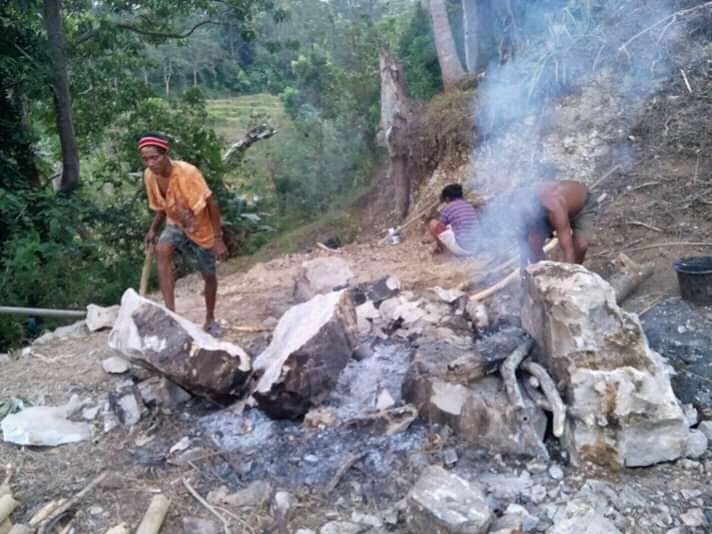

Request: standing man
left=139, top=133, right=227, bottom=335
left=429, top=183, right=479, bottom=256
left=519, top=180, right=594, bottom=269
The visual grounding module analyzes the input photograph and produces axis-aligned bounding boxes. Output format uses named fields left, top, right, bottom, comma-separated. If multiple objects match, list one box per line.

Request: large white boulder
left=108, top=289, right=251, bottom=402
left=253, top=290, right=358, bottom=418
left=521, top=262, right=689, bottom=467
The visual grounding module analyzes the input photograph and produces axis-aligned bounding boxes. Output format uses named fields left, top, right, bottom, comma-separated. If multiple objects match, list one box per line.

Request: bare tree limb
left=75, top=18, right=225, bottom=45
left=222, top=125, right=278, bottom=166
left=618, top=1, right=712, bottom=51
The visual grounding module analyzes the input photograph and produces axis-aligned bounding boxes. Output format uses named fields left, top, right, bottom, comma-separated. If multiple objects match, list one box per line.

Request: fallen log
left=608, top=253, right=655, bottom=303
left=521, top=359, right=567, bottom=438
left=136, top=494, right=170, bottom=534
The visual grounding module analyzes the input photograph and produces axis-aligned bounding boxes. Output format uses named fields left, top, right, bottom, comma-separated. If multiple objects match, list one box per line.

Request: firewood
left=469, top=239, right=559, bottom=302
left=523, top=380, right=552, bottom=412
left=30, top=499, right=65, bottom=527
left=37, top=472, right=108, bottom=534
left=500, top=340, right=534, bottom=410
left=136, top=494, right=171, bottom=534
left=521, top=359, right=567, bottom=438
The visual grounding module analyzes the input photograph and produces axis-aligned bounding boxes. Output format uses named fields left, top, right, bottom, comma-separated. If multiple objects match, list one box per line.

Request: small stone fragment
left=548, top=464, right=564, bottom=481
left=102, top=356, right=129, bottom=374
left=406, top=465, right=492, bottom=533
left=685, top=429, right=708, bottom=458
left=86, top=304, right=120, bottom=332
left=680, top=508, right=705, bottom=528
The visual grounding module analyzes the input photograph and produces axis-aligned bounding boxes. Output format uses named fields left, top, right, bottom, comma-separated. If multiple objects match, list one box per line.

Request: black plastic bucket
left=673, top=256, right=712, bottom=305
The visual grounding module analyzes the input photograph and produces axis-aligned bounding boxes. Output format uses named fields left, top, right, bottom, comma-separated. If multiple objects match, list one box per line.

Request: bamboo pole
left=135, top=494, right=170, bottom=534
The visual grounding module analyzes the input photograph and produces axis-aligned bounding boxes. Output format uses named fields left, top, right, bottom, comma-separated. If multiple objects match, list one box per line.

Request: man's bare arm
left=545, top=201, right=576, bottom=262
left=206, top=196, right=227, bottom=257
left=145, top=211, right=166, bottom=247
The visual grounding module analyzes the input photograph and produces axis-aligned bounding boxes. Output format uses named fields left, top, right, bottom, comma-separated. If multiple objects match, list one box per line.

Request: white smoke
left=466, top=0, right=694, bottom=256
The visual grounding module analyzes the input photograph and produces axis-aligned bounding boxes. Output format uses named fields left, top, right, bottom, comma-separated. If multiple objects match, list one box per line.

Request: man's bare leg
left=428, top=219, right=446, bottom=253
left=203, top=272, right=218, bottom=327
left=155, top=241, right=176, bottom=311
left=573, top=234, right=590, bottom=264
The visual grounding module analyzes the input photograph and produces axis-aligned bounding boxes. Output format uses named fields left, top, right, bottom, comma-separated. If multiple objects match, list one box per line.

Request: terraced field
left=207, top=94, right=288, bottom=146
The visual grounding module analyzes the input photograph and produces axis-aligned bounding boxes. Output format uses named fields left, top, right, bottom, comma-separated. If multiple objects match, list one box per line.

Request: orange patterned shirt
left=144, top=160, right=215, bottom=248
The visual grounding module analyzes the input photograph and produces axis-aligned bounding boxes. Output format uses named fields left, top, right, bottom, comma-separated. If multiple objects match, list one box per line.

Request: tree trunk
left=377, top=48, right=414, bottom=219
left=163, top=59, right=172, bottom=97
left=193, top=65, right=198, bottom=87
left=429, top=0, right=466, bottom=91
left=43, top=0, right=80, bottom=192
left=462, top=0, right=479, bottom=73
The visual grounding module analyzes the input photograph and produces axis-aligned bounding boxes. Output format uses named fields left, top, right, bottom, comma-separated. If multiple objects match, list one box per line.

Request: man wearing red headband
left=139, top=132, right=227, bottom=336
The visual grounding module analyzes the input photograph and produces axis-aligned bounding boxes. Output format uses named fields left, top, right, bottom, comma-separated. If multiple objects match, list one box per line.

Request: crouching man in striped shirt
left=428, top=184, right=479, bottom=256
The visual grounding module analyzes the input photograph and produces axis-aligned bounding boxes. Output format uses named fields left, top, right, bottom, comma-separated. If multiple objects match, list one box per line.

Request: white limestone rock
left=406, top=465, right=493, bottom=533
left=108, top=289, right=251, bottom=402
left=86, top=304, right=120, bottom=332
left=294, top=257, right=354, bottom=302
left=522, top=262, right=689, bottom=468
left=253, top=290, right=358, bottom=419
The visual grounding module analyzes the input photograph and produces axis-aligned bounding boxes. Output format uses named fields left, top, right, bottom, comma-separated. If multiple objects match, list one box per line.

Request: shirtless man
left=520, top=180, right=594, bottom=269
left=139, top=133, right=227, bottom=335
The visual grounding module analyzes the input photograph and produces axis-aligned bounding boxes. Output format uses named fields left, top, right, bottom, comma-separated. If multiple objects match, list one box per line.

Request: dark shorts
left=526, top=193, right=596, bottom=241
left=159, top=224, right=216, bottom=275
left=569, top=192, right=596, bottom=240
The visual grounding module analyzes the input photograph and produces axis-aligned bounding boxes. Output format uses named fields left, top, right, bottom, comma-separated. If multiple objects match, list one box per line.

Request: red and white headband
left=137, top=136, right=169, bottom=151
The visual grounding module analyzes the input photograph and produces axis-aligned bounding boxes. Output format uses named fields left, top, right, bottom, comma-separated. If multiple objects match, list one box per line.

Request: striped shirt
left=439, top=199, right=478, bottom=249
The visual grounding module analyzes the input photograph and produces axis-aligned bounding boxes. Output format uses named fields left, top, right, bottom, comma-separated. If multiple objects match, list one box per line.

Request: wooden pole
left=139, top=247, right=154, bottom=297
left=135, top=494, right=170, bottom=534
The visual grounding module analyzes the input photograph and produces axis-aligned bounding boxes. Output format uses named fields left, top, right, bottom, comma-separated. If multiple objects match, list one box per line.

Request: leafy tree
left=397, top=2, right=443, bottom=100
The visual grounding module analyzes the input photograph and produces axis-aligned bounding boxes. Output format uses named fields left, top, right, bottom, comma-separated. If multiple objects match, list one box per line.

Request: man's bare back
left=522, top=180, right=592, bottom=266
left=535, top=180, right=588, bottom=219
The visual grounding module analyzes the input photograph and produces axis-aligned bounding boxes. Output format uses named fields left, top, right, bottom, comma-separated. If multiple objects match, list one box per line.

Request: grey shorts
left=570, top=193, right=596, bottom=240
left=159, top=224, right=216, bottom=275
left=526, top=193, right=596, bottom=241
